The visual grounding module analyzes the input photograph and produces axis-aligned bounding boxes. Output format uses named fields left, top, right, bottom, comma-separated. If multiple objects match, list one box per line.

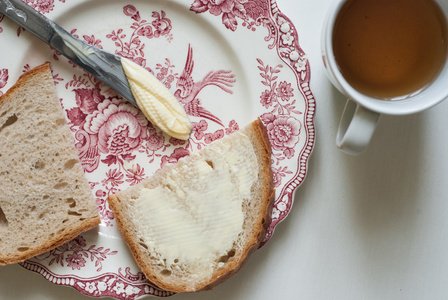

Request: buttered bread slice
left=108, top=119, right=274, bottom=293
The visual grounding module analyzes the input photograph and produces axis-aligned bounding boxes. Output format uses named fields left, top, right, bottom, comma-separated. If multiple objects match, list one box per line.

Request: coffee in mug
left=332, top=0, right=448, bottom=99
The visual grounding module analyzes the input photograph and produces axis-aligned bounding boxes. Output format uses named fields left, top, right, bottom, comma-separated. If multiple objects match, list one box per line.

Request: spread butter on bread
left=0, top=63, right=100, bottom=265
left=108, top=119, right=274, bottom=293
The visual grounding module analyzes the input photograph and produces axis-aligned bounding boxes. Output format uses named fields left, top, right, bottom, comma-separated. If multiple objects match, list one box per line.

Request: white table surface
left=2, top=0, right=448, bottom=299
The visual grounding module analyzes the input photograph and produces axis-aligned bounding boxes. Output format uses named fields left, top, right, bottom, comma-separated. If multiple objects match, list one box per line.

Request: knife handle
left=0, top=0, right=56, bottom=44
left=0, top=0, right=137, bottom=107
left=0, top=0, right=90, bottom=66
left=1, top=0, right=112, bottom=72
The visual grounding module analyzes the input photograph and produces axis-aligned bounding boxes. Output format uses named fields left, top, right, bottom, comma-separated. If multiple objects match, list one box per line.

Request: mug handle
left=336, top=99, right=381, bottom=155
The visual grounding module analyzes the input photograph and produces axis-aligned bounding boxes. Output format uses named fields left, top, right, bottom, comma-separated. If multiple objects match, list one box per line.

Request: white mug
left=321, top=0, right=448, bottom=155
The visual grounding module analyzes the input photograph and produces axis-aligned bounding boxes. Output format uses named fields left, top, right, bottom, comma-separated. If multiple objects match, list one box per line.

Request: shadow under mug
left=321, top=0, right=448, bottom=155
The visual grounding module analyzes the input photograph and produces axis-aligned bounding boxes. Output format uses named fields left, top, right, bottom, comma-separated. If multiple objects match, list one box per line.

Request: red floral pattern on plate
left=0, top=68, right=8, bottom=96
left=0, top=0, right=317, bottom=298
left=34, top=236, right=118, bottom=272
left=191, top=0, right=270, bottom=32
left=0, top=14, right=4, bottom=34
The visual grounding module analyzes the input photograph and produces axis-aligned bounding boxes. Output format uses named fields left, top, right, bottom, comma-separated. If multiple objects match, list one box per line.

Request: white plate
left=0, top=0, right=315, bottom=298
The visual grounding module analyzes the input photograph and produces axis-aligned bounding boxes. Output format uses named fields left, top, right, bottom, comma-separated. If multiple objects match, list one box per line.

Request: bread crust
left=199, top=118, right=275, bottom=291
left=0, top=62, right=51, bottom=106
left=0, top=216, right=100, bottom=265
left=108, top=118, right=274, bottom=293
left=0, top=63, right=101, bottom=265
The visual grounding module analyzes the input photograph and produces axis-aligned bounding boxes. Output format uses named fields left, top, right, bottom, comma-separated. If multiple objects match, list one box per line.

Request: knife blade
left=0, top=0, right=137, bottom=107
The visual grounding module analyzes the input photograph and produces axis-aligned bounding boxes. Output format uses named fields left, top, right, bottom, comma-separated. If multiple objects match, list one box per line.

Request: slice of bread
left=0, top=63, right=100, bottom=265
left=108, top=119, right=274, bottom=293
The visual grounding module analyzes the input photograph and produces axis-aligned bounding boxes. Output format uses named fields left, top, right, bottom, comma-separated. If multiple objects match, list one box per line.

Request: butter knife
left=0, top=0, right=137, bottom=107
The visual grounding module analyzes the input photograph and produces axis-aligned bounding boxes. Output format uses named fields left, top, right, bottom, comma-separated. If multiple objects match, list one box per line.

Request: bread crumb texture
left=0, top=63, right=100, bottom=265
